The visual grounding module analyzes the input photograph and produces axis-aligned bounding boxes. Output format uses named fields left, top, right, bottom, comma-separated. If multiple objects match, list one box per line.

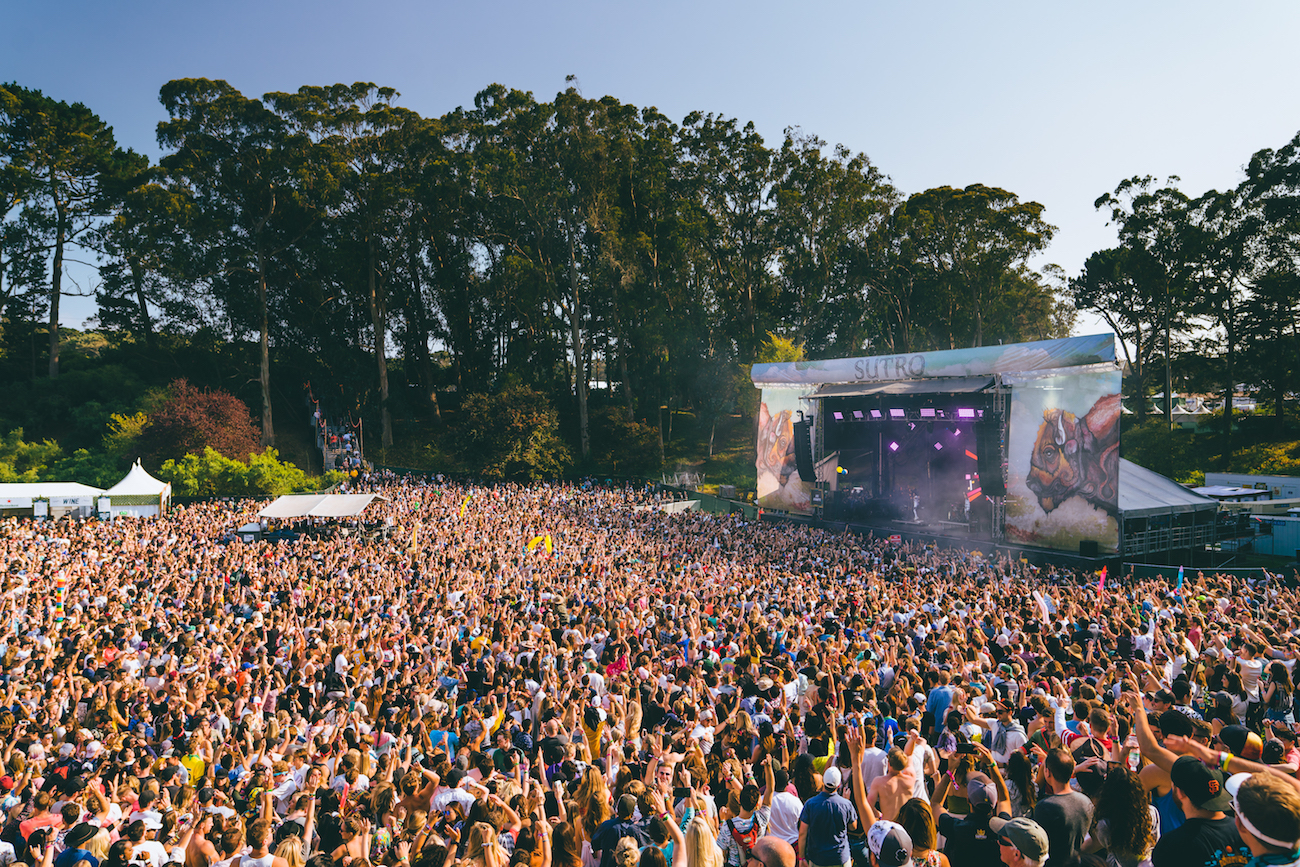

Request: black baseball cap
left=1170, top=756, right=1231, bottom=811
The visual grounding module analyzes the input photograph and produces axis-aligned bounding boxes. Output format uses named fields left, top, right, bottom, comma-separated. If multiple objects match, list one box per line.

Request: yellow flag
left=459, top=494, right=471, bottom=517
left=527, top=535, right=545, bottom=552
left=544, top=534, right=553, bottom=554
left=409, top=520, right=422, bottom=553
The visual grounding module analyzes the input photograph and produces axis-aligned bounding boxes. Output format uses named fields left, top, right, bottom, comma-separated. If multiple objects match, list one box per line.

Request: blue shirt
left=798, top=791, right=857, bottom=866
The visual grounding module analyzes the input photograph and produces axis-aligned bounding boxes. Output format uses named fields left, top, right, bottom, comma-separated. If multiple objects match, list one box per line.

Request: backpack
left=726, top=815, right=763, bottom=864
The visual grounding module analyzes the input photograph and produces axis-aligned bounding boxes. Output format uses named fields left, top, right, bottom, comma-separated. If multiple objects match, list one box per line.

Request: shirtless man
left=866, top=746, right=917, bottom=821
left=185, top=813, right=220, bottom=867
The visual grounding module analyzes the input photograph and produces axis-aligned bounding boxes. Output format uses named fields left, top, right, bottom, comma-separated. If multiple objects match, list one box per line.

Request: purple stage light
left=833, top=411, right=843, bottom=420
left=933, top=442, right=943, bottom=450
left=953, top=428, right=961, bottom=436
left=889, top=408, right=905, bottom=419
left=889, top=441, right=899, bottom=451
left=957, top=408, right=976, bottom=418
left=871, top=409, right=882, bottom=419
left=920, top=408, right=936, bottom=418
left=853, top=410, right=864, bottom=419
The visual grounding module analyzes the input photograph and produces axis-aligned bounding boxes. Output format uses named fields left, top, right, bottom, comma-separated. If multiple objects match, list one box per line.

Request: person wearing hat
left=54, top=823, right=99, bottom=867
left=931, top=743, right=1011, bottom=867
left=1149, top=756, right=1250, bottom=867
left=988, top=817, right=1048, bottom=867
left=1225, top=772, right=1300, bottom=866
left=964, top=698, right=1026, bottom=766
left=866, top=820, right=913, bottom=867
left=798, top=765, right=858, bottom=867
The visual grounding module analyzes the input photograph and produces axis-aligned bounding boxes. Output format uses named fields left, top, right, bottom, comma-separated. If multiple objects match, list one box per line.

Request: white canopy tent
left=257, top=493, right=385, bottom=519
left=0, top=482, right=104, bottom=517
left=105, top=461, right=172, bottom=518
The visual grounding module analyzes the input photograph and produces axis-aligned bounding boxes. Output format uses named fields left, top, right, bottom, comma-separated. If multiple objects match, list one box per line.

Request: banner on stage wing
left=756, top=386, right=814, bottom=514
left=751, top=334, right=1115, bottom=386
left=1005, top=369, right=1122, bottom=553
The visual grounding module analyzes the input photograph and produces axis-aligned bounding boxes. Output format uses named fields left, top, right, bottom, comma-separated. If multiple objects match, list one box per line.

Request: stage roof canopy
left=258, top=493, right=385, bottom=519
left=1119, top=459, right=1218, bottom=518
left=810, top=377, right=993, bottom=398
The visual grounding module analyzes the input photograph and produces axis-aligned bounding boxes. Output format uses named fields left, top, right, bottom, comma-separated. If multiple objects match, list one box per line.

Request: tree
left=0, top=428, right=61, bottom=481
left=157, top=78, right=337, bottom=446
left=454, top=383, right=572, bottom=480
left=770, top=130, right=897, bottom=356
left=889, top=185, right=1055, bottom=349
left=1070, top=247, right=1164, bottom=421
left=2, top=83, right=145, bottom=378
left=1094, top=177, right=1192, bottom=433
left=136, top=378, right=260, bottom=466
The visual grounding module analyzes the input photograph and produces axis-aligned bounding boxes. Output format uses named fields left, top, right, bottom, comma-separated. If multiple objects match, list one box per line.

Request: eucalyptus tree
left=3, top=83, right=144, bottom=378
left=771, top=130, right=897, bottom=357
left=157, top=78, right=339, bottom=445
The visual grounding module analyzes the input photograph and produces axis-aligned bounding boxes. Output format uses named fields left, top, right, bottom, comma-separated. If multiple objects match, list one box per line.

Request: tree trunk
left=408, top=244, right=441, bottom=424
left=568, top=234, right=589, bottom=461
left=48, top=204, right=65, bottom=380
left=129, top=258, right=156, bottom=350
left=1133, top=323, right=1145, bottom=424
left=368, top=238, right=393, bottom=449
left=709, top=418, right=717, bottom=458
left=257, top=250, right=275, bottom=447
left=1222, top=328, right=1234, bottom=471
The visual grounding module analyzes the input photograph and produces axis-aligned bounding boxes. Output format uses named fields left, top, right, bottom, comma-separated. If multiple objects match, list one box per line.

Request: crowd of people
left=0, top=474, right=1298, bottom=867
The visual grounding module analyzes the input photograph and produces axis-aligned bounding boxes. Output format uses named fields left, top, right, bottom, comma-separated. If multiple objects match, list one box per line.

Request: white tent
left=105, top=461, right=172, bottom=518
left=258, top=493, right=385, bottom=519
left=0, top=482, right=104, bottom=517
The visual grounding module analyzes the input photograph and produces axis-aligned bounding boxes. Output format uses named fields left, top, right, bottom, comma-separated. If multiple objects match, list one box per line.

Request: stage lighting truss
left=838, top=407, right=984, bottom=423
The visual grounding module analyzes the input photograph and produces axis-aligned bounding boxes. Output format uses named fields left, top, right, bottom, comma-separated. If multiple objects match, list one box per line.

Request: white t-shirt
left=908, top=744, right=934, bottom=803
left=1238, top=656, right=1264, bottom=700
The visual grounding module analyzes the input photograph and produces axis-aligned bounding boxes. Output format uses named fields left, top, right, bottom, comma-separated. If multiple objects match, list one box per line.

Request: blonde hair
left=274, top=836, right=305, bottom=867
left=613, top=837, right=640, bottom=867
left=684, top=815, right=722, bottom=867
left=464, top=822, right=502, bottom=865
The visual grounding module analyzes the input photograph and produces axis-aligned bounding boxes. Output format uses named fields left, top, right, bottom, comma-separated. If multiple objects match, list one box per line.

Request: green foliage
left=591, top=407, right=661, bottom=477
left=455, top=385, right=572, bottom=481
left=1120, top=419, right=1202, bottom=484
left=0, top=428, right=61, bottom=482
left=49, top=448, right=121, bottom=488
left=157, top=447, right=336, bottom=496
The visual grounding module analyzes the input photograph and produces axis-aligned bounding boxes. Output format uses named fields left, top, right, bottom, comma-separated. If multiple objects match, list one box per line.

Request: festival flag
left=544, top=534, right=552, bottom=555
left=526, top=535, right=545, bottom=552
left=1176, top=565, right=1184, bottom=595
left=1098, top=565, right=1106, bottom=594
left=459, top=493, right=471, bottom=517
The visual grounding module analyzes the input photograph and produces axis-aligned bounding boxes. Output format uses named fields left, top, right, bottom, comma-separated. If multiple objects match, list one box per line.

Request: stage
left=815, top=385, right=1004, bottom=541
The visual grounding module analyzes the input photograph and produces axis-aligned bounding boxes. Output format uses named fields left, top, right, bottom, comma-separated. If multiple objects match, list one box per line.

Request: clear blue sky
left=6, top=0, right=1300, bottom=336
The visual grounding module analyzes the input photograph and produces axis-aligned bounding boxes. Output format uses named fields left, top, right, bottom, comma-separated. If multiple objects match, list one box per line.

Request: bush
left=455, top=385, right=572, bottom=481
left=0, top=429, right=62, bottom=482
left=138, top=379, right=260, bottom=465
left=158, top=447, right=340, bottom=496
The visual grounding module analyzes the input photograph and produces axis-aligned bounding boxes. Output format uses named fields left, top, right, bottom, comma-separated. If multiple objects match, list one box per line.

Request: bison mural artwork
left=1025, top=393, right=1121, bottom=516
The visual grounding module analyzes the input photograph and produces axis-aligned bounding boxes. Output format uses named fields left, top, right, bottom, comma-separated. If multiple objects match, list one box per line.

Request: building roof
left=1120, top=459, right=1219, bottom=518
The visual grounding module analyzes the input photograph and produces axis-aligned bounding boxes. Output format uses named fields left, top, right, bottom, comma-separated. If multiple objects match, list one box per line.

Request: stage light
left=889, top=408, right=905, bottom=418
left=957, top=408, right=976, bottom=418
left=933, top=442, right=943, bottom=450
left=952, top=427, right=961, bottom=436
left=966, top=450, right=978, bottom=460
left=852, top=410, right=864, bottom=420
left=908, top=422, right=916, bottom=431
left=888, top=441, right=899, bottom=451
left=870, top=409, right=882, bottom=419
left=920, top=408, right=936, bottom=418
left=832, top=411, right=843, bottom=420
